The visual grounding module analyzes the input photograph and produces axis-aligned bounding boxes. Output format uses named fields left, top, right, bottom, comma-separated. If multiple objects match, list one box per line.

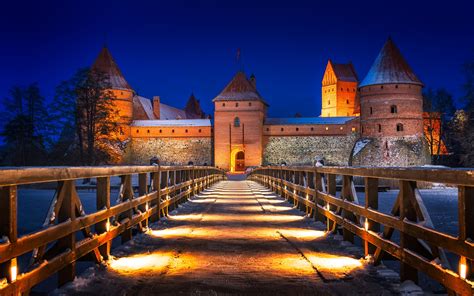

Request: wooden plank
left=0, top=186, right=17, bottom=283
left=365, top=177, right=379, bottom=256
left=96, top=177, right=111, bottom=260
left=57, top=181, right=76, bottom=287
left=459, top=186, right=474, bottom=280
left=399, top=180, right=418, bottom=283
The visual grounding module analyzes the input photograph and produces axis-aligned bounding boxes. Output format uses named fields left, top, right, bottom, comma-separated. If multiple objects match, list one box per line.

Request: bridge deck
left=55, top=180, right=402, bottom=295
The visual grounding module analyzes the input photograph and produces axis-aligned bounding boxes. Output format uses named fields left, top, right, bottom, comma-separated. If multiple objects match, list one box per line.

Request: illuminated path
left=55, top=181, right=401, bottom=295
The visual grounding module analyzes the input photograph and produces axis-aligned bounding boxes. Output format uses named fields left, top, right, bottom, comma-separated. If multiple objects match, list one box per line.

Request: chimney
left=153, top=96, right=160, bottom=119
left=250, top=74, right=256, bottom=88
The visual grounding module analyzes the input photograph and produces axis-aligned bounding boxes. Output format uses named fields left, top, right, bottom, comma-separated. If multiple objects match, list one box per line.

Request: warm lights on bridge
left=9, top=258, right=17, bottom=282
left=459, top=257, right=468, bottom=280
left=108, top=253, right=171, bottom=273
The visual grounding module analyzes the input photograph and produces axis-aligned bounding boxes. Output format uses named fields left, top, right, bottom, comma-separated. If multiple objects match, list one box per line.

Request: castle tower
left=213, top=71, right=268, bottom=172
left=321, top=60, right=358, bottom=117
left=353, top=38, right=429, bottom=166
left=92, top=46, right=134, bottom=139
left=359, top=38, right=423, bottom=137
left=185, top=93, right=205, bottom=118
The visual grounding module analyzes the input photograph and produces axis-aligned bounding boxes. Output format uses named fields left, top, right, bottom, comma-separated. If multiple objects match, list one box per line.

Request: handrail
left=0, top=165, right=226, bottom=294
left=249, top=166, right=474, bottom=295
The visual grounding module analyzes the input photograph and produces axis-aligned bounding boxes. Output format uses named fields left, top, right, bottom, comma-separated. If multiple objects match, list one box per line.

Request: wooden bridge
left=0, top=166, right=473, bottom=295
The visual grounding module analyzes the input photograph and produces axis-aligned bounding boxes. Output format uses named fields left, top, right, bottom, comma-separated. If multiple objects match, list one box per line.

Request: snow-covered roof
left=213, top=71, right=268, bottom=105
left=137, top=96, right=155, bottom=119
left=159, top=103, right=188, bottom=120
left=331, top=62, right=358, bottom=82
left=264, top=117, right=356, bottom=125
left=359, top=38, right=422, bottom=88
left=131, top=119, right=211, bottom=127
left=92, top=47, right=133, bottom=91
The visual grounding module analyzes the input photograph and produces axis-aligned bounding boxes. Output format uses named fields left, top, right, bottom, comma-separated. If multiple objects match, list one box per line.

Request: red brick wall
left=214, top=100, right=266, bottom=171
left=360, top=84, right=423, bottom=137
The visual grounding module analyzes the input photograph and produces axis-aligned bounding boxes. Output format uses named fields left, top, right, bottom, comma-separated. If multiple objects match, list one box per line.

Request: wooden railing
left=0, top=165, right=225, bottom=294
left=249, top=166, right=474, bottom=295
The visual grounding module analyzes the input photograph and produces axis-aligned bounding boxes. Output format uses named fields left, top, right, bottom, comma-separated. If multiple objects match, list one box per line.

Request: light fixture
left=106, top=219, right=110, bottom=232
left=10, top=258, right=17, bottom=282
left=145, top=202, right=149, bottom=212
left=460, top=257, right=467, bottom=279
left=364, top=218, right=369, bottom=231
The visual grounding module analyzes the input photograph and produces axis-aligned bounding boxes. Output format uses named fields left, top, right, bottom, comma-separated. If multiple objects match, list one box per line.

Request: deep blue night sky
left=1, top=0, right=473, bottom=117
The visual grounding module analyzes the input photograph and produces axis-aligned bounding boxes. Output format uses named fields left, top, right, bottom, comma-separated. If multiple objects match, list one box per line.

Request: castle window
left=121, top=91, right=123, bottom=95
left=346, top=99, right=349, bottom=104
left=147, top=129, right=150, bottom=134
left=266, top=128, right=269, bottom=131
left=159, top=129, right=162, bottom=133
left=347, top=88, right=349, bottom=92
left=185, top=129, right=188, bottom=133
left=396, top=123, right=404, bottom=132
left=235, top=102, right=239, bottom=107
left=311, top=127, right=314, bottom=131
left=199, top=129, right=202, bottom=133
left=281, top=128, right=284, bottom=132
left=395, top=85, right=399, bottom=89
left=222, top=103, right=226, bottom=107
left=351, top=127, right=356, bottom=132
left=249, top=102, right=252, bottom=106
left=136, top=129, right=139, bottom=133
left=234, top=117, right=240, bottom=127
left=172, top=129, right=175, bottom=133
left=328, top=100, right=330, bottom=105
left=381, top=85, right=384, bottom=89
left=296, top=128, right=299, bottom=131
left=390, top=105, right=398, bottom=114
left=341, top=88, right=343, bottom=91
left=370, top=107, right=373, bottom=114
left=378, top=124, right=382, bottom=132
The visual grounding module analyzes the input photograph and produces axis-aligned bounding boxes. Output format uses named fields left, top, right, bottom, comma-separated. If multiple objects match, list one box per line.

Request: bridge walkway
left=55, top=180, right=401, bottom=295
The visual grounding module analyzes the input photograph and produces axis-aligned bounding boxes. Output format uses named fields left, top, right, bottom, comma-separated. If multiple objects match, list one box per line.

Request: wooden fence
left=249, top=166, right=474, bottom=295
left=0, top=165, right=225, bottom=295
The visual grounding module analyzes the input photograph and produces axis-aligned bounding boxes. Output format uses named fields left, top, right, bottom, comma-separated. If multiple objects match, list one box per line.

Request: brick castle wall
left=262, top=134, right=358, bottom=166
left=127, top=138, right=213, bottom=165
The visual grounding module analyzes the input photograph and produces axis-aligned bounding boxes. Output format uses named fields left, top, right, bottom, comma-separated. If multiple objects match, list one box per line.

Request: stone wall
left=127, top=138, right=213, bottom=165
left=263, top=134, right=358, bottom=166
left=352, top=136, right=430, bottom=167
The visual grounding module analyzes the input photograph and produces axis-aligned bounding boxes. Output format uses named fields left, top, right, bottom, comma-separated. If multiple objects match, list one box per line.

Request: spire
left=359, top=38, right=422, bottom=87
left=184, top=93, right=205, bottom=118
left=213, top=71, right=267, bottom=105
left=92, top=46, right=132, bottom=90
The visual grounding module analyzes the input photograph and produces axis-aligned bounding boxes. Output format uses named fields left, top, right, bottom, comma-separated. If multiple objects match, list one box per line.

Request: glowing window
left=325, top=126, right=329, bottom=131
left=234, top=117, right=240, bottom=127
left=351, top=127, right=356, bottom=132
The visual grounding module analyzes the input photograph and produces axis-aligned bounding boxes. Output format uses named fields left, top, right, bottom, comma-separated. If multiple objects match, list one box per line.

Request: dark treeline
left=422, top=54, right=474, bottom=167
left=0, top=68, right=122, bottom=166
left=1, top=57, right=474, bottom=167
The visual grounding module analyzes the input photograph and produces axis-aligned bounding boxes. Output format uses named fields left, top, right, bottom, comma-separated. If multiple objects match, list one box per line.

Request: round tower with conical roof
left=359, top=38, right=423, bottom=138
left=353, top=38, right=430, bottom=166
left=92, top=46, right=134, bottom=140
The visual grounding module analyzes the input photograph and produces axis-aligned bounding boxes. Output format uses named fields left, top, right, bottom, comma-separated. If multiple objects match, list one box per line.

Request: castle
left=92, top=38, right=431, bottom=171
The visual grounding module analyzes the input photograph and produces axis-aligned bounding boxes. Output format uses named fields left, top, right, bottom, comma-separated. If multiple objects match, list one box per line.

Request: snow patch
left=353, top=139, right=370, bottom=156
left=399, top=280, right=424, bottom=295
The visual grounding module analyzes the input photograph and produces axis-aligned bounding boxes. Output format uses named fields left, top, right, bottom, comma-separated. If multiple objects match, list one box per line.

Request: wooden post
left=154, top=169, right=161, bottom=221
left=342, top=175, right=354, bottom=243
left=399, top=180, right=419, bottom=283
left=0, top=186, right=17, bottom=284
left=327, top=174, right=337, bottom=230
left=57, top=181, right=76, bottom=287
left=459, top=186, right=474, bottom=280
left=364, top=177, right=379, bottom=256
left=96, top=177, right=111, bottom=260
left=121, top=175, right=134, bottom=243
left=138, top=173, right=148, bottom=229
